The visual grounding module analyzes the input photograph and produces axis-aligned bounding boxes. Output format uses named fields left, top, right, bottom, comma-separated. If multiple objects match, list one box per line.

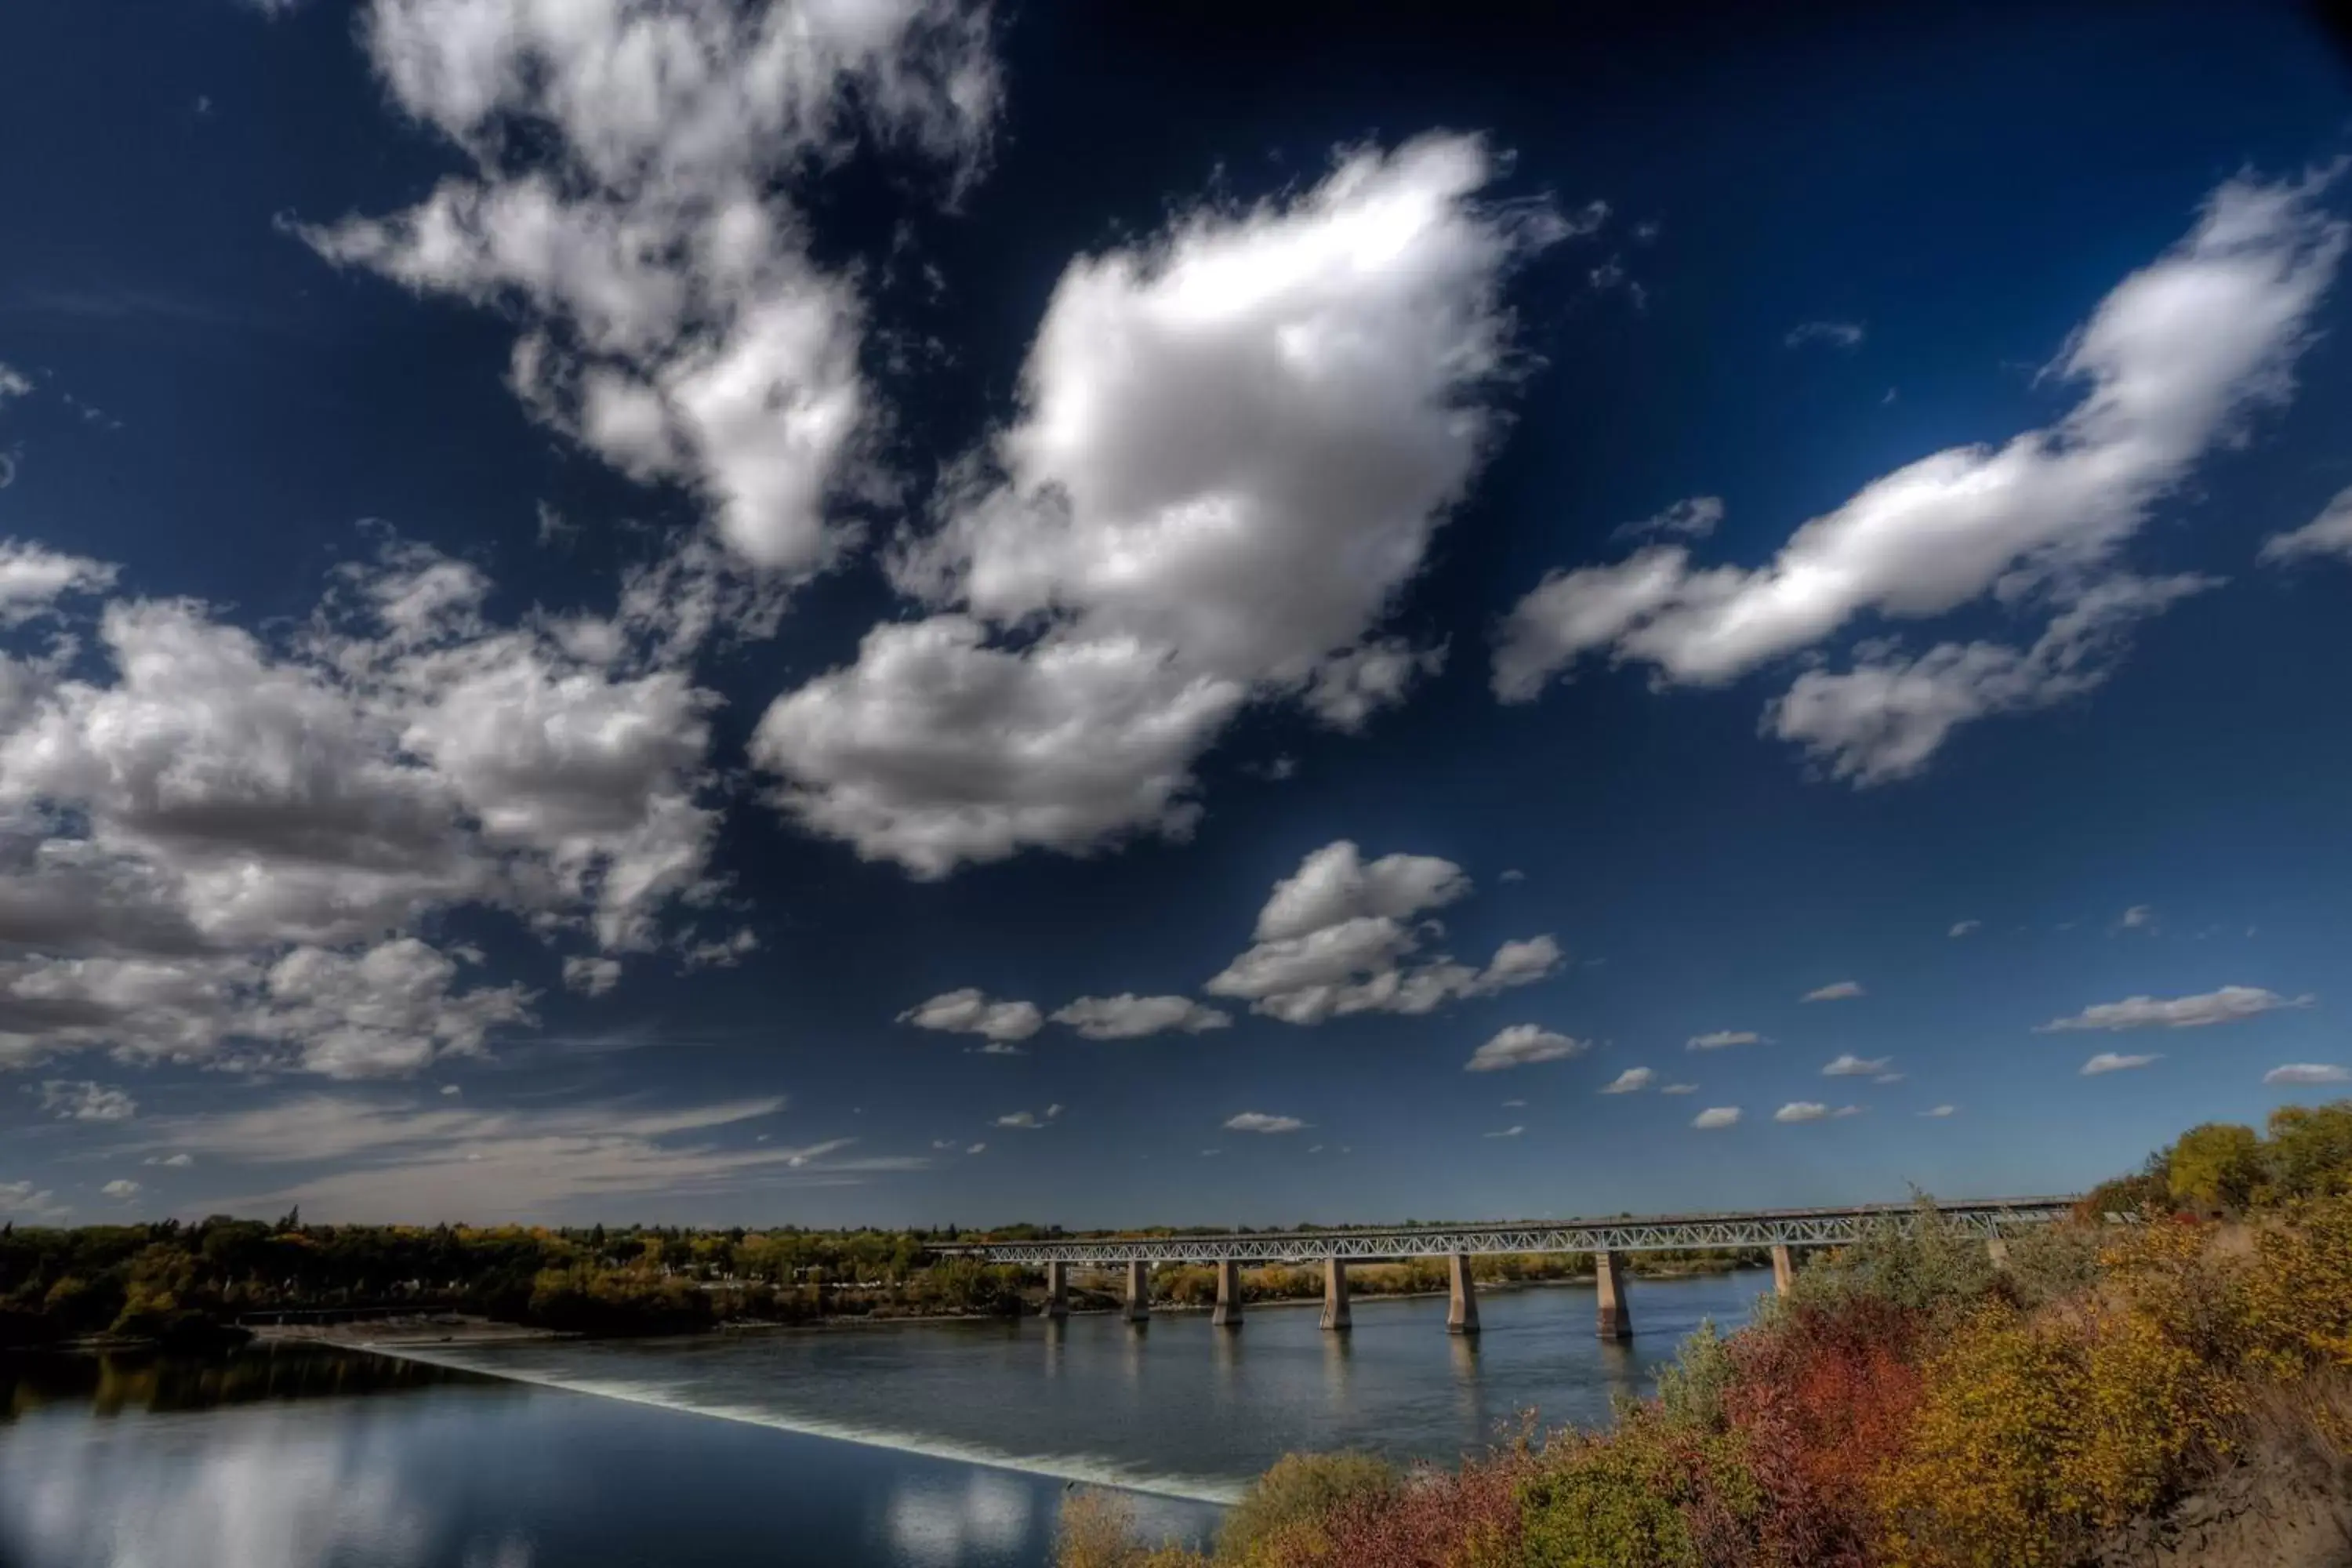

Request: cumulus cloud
left=0, top=1180, right=62, bottom=1220
left=1223, top=1112, right=1305, bottom=1134
left=2260, top=483, right=2352, bottom=566
left=1784, top=320, right=1865, bottom=350
left=1494, top=170, right=2346, bottom=777
left=898, top=988, right=1042, bottom=1043
left=1465, top=1024, right=1588, bottom=1073
left=297, top=0, right=999, bottom=575
left=37, top=1080, right=136, bottom=1122
left=1207, top=841, right=1560, bottom=1025
left=2038, top=985, right=2310, bottom=1032
left=0, top=541, right=117, bottom=626
left=1050, top=994, right=1230, bottom=1040
left=2265, top=1063, right=2350, bottom=1085
left=1599, top=1067, right=1655, bottom=1094
left=1949, top=920, right=1982, bottom=938
left=1802, top=981, right=1865, bottom=1002
left=1693, top=1106, right=1740, bottom=1129
left=1687, top=1029, right=1762, bottom=1050
left=1822, top=1053, right=1891, bottom=1077
left=1774, top=1102, right=1831, bottom=1122
left=0, top=530, right=740, bottom=1080
left=753, top=135, right=1572, bottom=873
left=100, top=1179, right=140, bottom=1200
left=2082, top=1051, right=2161, bottom=1075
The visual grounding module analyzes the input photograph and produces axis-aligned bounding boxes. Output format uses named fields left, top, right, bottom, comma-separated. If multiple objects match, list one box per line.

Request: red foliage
left=1291, top=1445, right=1540, bottom=1568
left=1722, top=1297, right=1929, bottom=1565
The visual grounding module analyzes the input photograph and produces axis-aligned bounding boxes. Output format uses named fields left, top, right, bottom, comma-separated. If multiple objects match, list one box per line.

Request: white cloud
left=1831, top=1105, right=1864, bottom=1118
left=563, top=956, right=623, bottom=997
left=1599, top=1067, right=1654, bottom=1094
left=1693, top=1106, right=1740, bottom=1129
left=753, top=135, right=1569, bottom=873
left=0, top=1180, right=62, bottom=1219
left=1465, top=1024, right=1588, bottom=1073
left=143, top=1152, right=194, bottom=1167
left=1660, top=1082, right=1698, bottom=1094
left=994, top=1105, right=1063, bottom=1130
left=1872, top=1072, right=1907, bottom=1084
left=2260, top=483, right=2352, bottom=566
left=965, top=1142, right=985, bottom=1155
left=0, top=541, right=117, bottom=626
left=1774, top=1102, right=1831, bottom=1123
left=681, top=927, right=758, bottom=970
left=1485, top=1125, right=1523, bottom=1138
left=1050, top=994, right=1231, bottom=1040
left=37, top=1080, right=136, bottom=1122
left=1686, top=1029, right=1762, bottom=1050
left=2119, top=903, right=2157, bottom=931
left=1919, top=1105, right=1958, bottom=1118
left=1784, top=320, right=1865, bottom=350
left=1821, top=1053, right=1890, bottom=1077
left=0, top=363, right=30, bottom=402
left=1802, top=981, right=1864, bottom=1002
left=1498, top=868, right=1526, bottom=883
left=2082, top=1051, right=2162, bottom=1076
left=2039, top=985, right=2310, bottom=1032
left=125, top=1093, right=900, bottom=1220
left=2265, top=1063, right=2350, bottom=1085
left=899, top=988, right=1042, bottom=1043
left=1769, top=572, right=2220, bottom=786
left=1223, top=1112, right=1305, bottom=1134
left=1207, top=841, right=1559, bottom=1025
left=100, top=1179, right=140, bottom=1199
left=298, top=0, right=999, bottom=575
left=1610, top=495, right=1724, bottom=544
left=1494, top=171, right=2346, bottom=777
left=1949, top=920, right=1981, bottom=938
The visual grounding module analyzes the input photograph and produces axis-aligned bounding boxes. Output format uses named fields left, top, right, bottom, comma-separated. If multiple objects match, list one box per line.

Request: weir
left=936, top=1196, right=2074, bottom=1341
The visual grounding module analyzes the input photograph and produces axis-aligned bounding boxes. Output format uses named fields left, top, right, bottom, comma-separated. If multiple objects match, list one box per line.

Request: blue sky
left=2, top=0, right=2350, bottom=1229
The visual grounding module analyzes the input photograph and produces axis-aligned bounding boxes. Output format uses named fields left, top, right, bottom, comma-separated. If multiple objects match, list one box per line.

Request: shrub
left=2239, top=1191, right=2352, bottom=1383
left=2167, top=1123, right=2264, bottom=1215
left=1788, top=1199, right=1998, bottom=1321
left=1517, top=1410, right=1760, bottom=1568
left=1215, top=1451, right=1396, bottom=1563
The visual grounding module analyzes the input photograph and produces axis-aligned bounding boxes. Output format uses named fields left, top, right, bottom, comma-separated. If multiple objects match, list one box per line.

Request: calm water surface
left=0, top=1271, right=1768, bottom=1568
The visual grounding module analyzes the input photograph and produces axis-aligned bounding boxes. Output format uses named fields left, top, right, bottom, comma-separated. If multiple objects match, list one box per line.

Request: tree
left=2262, top=1101, right=2352, bottom=1202
left=2166, top=1123, right=2263, bottom=1214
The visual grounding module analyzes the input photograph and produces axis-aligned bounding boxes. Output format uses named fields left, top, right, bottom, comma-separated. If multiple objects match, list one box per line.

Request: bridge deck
left=930, top=1197, right=2078, bottom=1265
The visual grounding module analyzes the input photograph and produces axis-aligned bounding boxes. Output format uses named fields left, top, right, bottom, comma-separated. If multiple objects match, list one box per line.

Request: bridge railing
left=927, top=1197, right=2078, bottom=1266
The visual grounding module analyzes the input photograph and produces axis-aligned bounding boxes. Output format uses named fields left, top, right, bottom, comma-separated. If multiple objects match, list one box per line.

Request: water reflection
left=884, top=1471, right=1035, bottom=1567
left=1, top=1343, right=490, bottom=1422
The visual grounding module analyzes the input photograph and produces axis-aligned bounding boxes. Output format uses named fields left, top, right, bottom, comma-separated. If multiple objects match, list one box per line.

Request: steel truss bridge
left=931, top=1198, right=2078, bottom=1267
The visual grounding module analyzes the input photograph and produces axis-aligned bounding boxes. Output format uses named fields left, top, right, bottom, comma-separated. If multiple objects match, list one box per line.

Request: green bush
left=1217, top=1451, right=1397, bottom=1561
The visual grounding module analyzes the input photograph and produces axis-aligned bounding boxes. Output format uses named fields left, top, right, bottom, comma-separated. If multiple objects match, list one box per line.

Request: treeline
left=0, top=1214, right=1037, bottom=1348
left=1064, top=1099, right=2352, bottom=1568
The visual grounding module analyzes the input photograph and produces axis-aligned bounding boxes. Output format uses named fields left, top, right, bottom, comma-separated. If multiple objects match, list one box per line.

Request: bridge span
left=934, top=1197, right=2076, bottom=1341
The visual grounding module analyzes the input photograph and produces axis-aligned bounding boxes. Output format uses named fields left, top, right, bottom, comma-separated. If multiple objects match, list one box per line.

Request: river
left=0, top=1269, right=1769, bottom=1568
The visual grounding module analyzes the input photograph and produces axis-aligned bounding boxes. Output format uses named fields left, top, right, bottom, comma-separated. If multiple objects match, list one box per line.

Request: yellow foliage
left=2239, top=1192, right=2352, bottom=1379
left=1875, top=1294, right=2227, bottom=1567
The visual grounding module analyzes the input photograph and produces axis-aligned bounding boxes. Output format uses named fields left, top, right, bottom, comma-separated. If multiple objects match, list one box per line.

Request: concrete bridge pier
left=1043, top=1260, right=1069, bottom=1319
left=1446, top=1252, right=1479, bottom=1335
left=1595, top=1249, right=1633, bottom=1340
left=1211, top=1259, right=1243, bottom=1327
left=1319, top=1258, right=1351, bottom=1330
left=1770, top=1243, right=1795, bottom=1297
left=1123, top=1259, right=1152, bottom=1323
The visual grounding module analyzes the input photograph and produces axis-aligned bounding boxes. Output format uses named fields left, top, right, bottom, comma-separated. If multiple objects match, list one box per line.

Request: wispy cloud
left=1686, top=1029, right=1763, bottom=1051
left=1466, top=1025, right=1588, bottom=1072
left=2081, top=1052, right=2161, bottom=1076
left=1918, top=1105, right=1958, bottom=1118
left=1948, top=920, right=1981, bottom=938
left=1821, top=1054, right=1891, bottom=1077
left=1784, top=320, right=1865, bottom=350
left=1802, top=981, right=1864, bottom=1002
left=1484, top=1125, right=1525, bottom=1139
left=2264, top=1063, right=2350, bottom=1085
left=2039, top=985, right=2309, bottom=1032
left=1599, top=1067, right=1655, bottom=1094
left=1223, top=1112, right=1306, bottom=1134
